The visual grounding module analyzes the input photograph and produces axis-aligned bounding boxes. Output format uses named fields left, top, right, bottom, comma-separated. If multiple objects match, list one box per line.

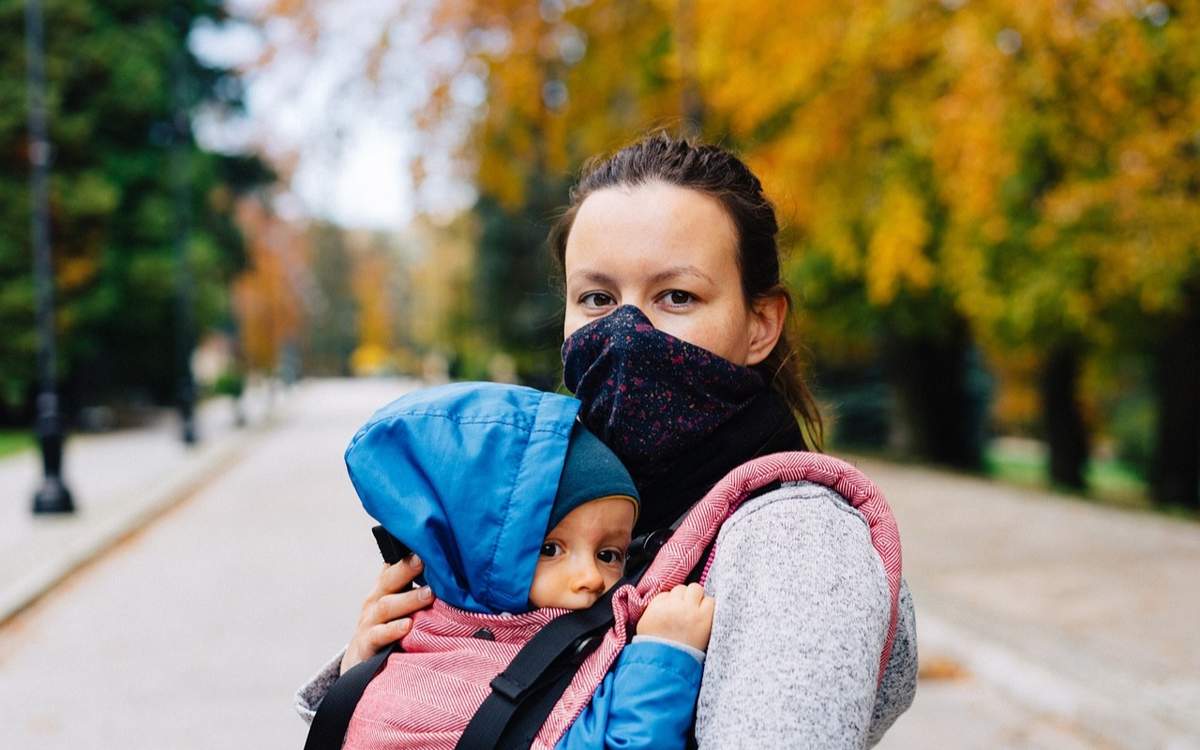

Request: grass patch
left=984, top=440, right=1152, bottom=510
left=0, top=430, right=34, bottom=459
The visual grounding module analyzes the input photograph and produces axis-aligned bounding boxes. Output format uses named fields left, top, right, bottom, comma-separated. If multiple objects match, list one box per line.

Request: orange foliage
left=231, top=200, right=306, bottom=372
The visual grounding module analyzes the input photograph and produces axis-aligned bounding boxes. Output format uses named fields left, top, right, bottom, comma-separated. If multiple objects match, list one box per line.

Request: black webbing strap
left=303, top=640, right=401, bottom=750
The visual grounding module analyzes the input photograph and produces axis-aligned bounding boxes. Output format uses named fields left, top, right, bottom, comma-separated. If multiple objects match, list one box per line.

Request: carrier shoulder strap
left=303, top=640, right=401, bottom=750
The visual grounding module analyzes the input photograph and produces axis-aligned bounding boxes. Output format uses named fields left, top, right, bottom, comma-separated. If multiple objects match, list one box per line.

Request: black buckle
left=626, top=527, right=673, bottom=573
left=569, top=634, right=601, bottom=663
left=489, top=674, right=526, bottom=702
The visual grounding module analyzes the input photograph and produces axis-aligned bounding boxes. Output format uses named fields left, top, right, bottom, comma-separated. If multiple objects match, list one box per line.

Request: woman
left=297, top=132, right=918, bottom=747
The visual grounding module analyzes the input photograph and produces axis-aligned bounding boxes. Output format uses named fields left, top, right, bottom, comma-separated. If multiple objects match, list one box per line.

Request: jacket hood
left=345, top=382, right=581, bottom=614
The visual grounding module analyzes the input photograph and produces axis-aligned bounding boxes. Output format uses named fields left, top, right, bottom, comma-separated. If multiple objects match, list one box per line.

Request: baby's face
left=528, top=496, right=636, bottom=610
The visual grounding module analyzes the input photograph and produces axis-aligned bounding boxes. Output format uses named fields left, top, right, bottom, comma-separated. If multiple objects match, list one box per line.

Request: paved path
left=1, top=378, right=1196, bottom=749
left=0, top=384, right=278, bottom=624
left=869, top=457, right=1200, bottom=749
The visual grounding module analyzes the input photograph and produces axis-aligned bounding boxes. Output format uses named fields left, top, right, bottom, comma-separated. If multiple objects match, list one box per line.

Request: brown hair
left=549, top=131, right=824, bottom=449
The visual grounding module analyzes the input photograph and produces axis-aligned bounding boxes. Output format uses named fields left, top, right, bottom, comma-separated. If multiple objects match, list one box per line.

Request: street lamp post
left=26, top=0, right=74, bottom=514
left=172, top=16, right=197, bottom=445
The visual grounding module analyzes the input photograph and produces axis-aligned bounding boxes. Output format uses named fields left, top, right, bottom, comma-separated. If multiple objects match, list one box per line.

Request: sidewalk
left=0, top=383, right=288, bottom=625
left=860, top=457, right=1200, bottom=749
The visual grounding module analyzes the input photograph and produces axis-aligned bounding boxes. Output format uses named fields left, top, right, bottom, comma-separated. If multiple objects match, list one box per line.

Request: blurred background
left=0, top=0, right=1197, bottom=748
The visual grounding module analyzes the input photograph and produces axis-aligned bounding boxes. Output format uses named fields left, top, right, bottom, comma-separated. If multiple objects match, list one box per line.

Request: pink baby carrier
left=318, top=453, right=902, bottom=750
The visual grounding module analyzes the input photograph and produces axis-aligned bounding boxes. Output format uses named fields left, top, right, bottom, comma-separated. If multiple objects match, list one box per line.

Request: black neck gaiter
left=562, top=305, right=807, bottom=534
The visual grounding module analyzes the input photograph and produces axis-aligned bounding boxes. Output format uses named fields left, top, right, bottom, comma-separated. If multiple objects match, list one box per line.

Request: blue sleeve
left=554, top=640, right=704, bottom=750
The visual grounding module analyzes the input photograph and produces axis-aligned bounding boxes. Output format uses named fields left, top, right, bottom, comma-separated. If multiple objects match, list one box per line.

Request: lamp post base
left=32, top=402, right=74, bottom=514
left=33, top=475, right=74, bottom=514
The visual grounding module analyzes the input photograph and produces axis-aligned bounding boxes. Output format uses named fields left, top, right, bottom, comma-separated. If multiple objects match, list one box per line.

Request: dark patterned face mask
left=561, top=305, right=766, bottom=471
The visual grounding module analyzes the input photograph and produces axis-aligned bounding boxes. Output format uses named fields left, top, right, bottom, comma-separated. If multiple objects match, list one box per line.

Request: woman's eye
left=579, top=291, right=615, bottom=309
left=540, top=542, right=562, bottom=558
left=661, top=290, right=694, bottom=306
left=597, top=549, right=625, bottom=565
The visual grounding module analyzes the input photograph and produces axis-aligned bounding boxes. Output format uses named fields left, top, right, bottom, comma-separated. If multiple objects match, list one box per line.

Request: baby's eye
left=597, top=549, right=625, bottom=565
left=540, top=542, right=563, bottom=558
left=579, top=291, right=616, bottom=309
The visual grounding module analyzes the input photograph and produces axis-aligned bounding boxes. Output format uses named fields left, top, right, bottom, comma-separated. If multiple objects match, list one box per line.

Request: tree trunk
left=1152, top=293, right=1200, bottom=510
left=886, top=316, right=986, bottom=471
left=1040, top=342, right=1089, bottom=490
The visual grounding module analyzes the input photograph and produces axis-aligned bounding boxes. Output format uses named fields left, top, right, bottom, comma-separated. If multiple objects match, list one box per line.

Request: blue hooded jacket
left=345, top=382, right=580, bottom=613
left=344, top=383, right=704, bottom=749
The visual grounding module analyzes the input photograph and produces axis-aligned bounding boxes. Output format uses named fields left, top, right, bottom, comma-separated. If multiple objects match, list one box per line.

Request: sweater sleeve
left=695, top=481, right=907, bottom=749
left=555, top=639, right=704, bottom=750
left=293, top=647, right=345, bottom=724
left=868, top=576, right=917, bottom=746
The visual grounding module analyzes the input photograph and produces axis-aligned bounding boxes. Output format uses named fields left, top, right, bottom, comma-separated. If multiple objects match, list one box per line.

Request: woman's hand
left=340, top=555, right=435, bottom=675
left=636, top=583, right=715, bottom=652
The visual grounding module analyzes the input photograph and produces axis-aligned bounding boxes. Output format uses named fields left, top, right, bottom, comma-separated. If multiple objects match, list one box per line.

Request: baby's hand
left=635, top=583, right=715, bottom=652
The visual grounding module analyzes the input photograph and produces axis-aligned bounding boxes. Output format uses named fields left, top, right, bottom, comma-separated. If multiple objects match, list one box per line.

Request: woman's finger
left=342, top=618, right=413, bottom=675
left=369, top=555, right=423, bottom=600
left=369, top=586, right=434, bottom=626
left=365, top=618, right=412, bottom=651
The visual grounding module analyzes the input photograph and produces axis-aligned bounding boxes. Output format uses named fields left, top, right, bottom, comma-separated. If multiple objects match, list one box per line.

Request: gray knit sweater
left=295, top=480, right=917, bottom=748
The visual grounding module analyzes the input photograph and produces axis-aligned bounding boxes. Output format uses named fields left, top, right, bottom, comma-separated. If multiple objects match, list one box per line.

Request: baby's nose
left=572, top=561, right=605, bottom=592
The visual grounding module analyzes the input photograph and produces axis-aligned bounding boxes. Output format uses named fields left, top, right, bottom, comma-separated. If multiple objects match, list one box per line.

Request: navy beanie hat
left=549, top=421, right=639, bottom=531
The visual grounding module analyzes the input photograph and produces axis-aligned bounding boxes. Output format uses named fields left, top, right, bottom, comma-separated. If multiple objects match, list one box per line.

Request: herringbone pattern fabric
left=344, top=602, right=570, bottom=749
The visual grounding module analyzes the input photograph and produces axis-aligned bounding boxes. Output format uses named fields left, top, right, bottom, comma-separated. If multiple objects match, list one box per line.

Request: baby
left=337, top=382, right=714, bottom=749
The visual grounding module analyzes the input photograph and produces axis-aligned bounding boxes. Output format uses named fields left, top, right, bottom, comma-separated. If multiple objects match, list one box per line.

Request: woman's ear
left=745, top=293, right=788, bottom=367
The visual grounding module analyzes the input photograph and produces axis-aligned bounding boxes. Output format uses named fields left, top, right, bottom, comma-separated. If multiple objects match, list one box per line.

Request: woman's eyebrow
left=567, top=270, right=617, bottom=288
left=646, top=265, right=715, bottom=286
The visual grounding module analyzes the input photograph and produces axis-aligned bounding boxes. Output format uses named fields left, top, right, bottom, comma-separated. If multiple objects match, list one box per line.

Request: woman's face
left=562, top=181, right=784, bottom=366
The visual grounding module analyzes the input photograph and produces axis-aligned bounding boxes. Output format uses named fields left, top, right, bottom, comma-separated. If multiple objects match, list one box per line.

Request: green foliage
left=471, top=193, right=566, bottom=387
left=984, top=440, right=1150, bottom=509
left=0, top=0, right=270, bottom=420
left=302, top=223, right=359, bottom=376
left=211, top=368, right=243, bottom=398
left=0, top=429, right=33, bottom=457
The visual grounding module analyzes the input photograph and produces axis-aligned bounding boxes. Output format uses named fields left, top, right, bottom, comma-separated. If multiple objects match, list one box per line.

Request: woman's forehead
left=564, top=182, right=738, bottom=282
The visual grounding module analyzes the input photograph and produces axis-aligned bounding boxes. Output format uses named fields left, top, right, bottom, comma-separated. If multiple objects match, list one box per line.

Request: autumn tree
left=905, top=0, right=1200, bottom=503
left=692, top=0, right=1199, bottom=499
left=231, top=198, right=306, bottom=374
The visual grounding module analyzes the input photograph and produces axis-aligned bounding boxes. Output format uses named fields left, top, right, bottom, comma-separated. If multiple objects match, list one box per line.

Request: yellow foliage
left=349, top=235, right=396, bottom=356
left=865, top=183, right=933, bottom=305
left=350, top=343, right=393, bottom=377
left=57, top=256, right=98, bottom=292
